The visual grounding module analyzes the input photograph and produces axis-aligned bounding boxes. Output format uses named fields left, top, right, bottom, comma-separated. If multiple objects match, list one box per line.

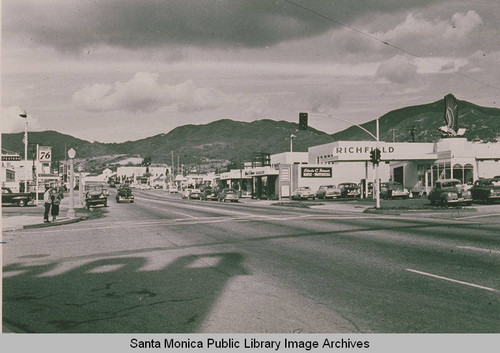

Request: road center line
left=406, top=269, right=499, bottom=293
left=456, top=246, right=500, bottom=255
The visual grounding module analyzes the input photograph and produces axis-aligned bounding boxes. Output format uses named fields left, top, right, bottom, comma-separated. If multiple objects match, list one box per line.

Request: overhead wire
left=283, top=0, right=500, bottom=92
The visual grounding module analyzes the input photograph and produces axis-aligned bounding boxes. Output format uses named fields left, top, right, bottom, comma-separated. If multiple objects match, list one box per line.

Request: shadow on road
left=3, top=252, right=247, bottom=333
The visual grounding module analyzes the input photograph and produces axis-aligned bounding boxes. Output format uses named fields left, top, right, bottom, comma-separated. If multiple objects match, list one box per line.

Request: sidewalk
left=2, top=197, right=90, bottom=232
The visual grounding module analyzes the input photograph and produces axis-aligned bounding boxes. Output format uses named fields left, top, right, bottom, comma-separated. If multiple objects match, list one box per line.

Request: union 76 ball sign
left=38, top=146, right=52, bottom=162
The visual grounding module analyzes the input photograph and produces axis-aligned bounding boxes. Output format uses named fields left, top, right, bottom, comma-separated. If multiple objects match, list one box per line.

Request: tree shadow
left=3, top=252, right=247, bottom=333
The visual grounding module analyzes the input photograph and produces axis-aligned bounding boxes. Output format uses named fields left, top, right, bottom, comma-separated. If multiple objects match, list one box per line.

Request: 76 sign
left=38, top=146, right=52, bottom=162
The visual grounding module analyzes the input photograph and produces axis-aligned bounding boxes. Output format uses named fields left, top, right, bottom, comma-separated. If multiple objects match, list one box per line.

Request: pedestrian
left=51, top=185, right=62, bottom=221
left=43, top=184, right=52, bottom=223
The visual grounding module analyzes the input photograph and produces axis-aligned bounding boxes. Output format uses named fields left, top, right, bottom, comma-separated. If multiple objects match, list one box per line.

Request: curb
left=22, top=215, right=90, bottom=229
left=363, top=207, right=478, bottom=215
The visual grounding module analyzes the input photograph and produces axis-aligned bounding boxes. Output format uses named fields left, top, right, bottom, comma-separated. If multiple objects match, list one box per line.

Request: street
left=2, top=189, right=500, bottom=333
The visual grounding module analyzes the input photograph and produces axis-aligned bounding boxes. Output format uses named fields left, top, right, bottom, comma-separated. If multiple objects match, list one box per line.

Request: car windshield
left=299, top=187, right=310, bottom=190
left=440, top=181, right=460, bottom=188
left=226, top=190, right=236, bottom=194
left=390, top=183, right=403, bottom=190
left=326, top=185, right=336, bottom=188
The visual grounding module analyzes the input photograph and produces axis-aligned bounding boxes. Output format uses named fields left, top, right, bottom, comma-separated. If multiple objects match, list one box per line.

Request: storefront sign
left=301, top=167, right=332, bottom=178
left=281, top=167, right=290, bottom=182
left=335, top=146, right=395, bottom=154
left=1, top=155, right=21, bottom=161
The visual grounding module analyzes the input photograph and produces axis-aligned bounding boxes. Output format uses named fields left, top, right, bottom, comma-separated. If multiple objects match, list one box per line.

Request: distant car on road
left=240, top=190, right=252, bottom=198
left=428, top=179, right=472, bottom=206
left=181, top=188, right=193, bottom=199
left=1, top=187, right=35, bottom=207
left=218, top=188, right=239, bottom=202
left=200, top=188, right=219, bottom=201
left=189, top=189, right=202, bottom=199
left=291, top=186, right=316, bottom=200
left=316, top=185, right=341, bottom=199
left=380, top=182, right=410, bottom=199
left=338, top=183, right=360, bottom=198
left=469, top=178, right=500, bottom=204
left=116, top=186, right=134, bottom=203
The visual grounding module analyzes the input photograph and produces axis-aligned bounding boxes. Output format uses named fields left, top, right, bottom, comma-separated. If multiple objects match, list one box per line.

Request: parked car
left=189, top=189, right=202, bottom=199
left=428, top=179, right=472, bottom=206
left=291, top=186, right=316, bottom=200
left=2, top=187, right=35, bottom=207
left=85, top=185, right=108, bottom=209
left=169, top=186, right=178, bottom=193
left=380, top=182, right=410, bottom=199
left=218, top=188, right=239, bottom=202
left=115, top=186, right=134, bottom=203
left=240, top=190, right=252, bottom=198
left=181, top=188, right=193, bottom=199
left=200, top=188, right=219, bottom=201
left=338, top=183, right=360, bottom=198
left=469, top=178, right=500, bottom=203
left=316, top=185, right=341, bottom=199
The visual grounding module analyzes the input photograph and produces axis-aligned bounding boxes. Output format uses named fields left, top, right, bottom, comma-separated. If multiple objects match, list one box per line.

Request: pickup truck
left=2, top=187, right=35, bottom=207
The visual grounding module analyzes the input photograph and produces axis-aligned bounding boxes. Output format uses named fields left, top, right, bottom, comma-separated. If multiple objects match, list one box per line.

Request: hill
left=2, top=97, right=499, bottom=171
left=331, top=98, right=500, bottom=142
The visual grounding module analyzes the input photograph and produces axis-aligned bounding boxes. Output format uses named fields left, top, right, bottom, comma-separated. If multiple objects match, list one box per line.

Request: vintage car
left=180, top=188, right=193, bottom=199
left=200, top=188, right=219, bottom=201
left=85, top=185, right=108, bottom=209
left=115, top=186, right=134, bottom=203
left=469, top=178, right=500, bottom=203
left=2, top=187, right=35, bottom=207
left=316, top=185, right=341, bottom=199
left=218, top=188, right=239, bottom=202
left=428, top=179, right=472, bottom=206
left=380, top=182, right=410, bottom=199
left=291, top=186, right=316, bottom=200
left=188, top=189, right=202, bottom=199
left=338, top=182, right=360, bottom=198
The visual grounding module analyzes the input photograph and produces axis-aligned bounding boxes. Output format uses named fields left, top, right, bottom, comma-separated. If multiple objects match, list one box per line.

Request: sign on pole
left=37, top=146, right=52, bottom=162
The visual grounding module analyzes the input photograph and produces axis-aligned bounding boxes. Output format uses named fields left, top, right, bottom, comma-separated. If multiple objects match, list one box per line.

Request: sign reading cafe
left=301, top=167, right=332, bottom=178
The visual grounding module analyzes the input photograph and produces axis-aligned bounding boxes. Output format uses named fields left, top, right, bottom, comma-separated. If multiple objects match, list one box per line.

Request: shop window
left=464, top=164, right=474, bottom=184
left=453, top=164, right=463, bottom=183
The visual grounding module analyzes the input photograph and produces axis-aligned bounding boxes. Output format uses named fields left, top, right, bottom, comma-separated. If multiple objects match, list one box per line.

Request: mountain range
left=2, top=97, right=500, bottom=172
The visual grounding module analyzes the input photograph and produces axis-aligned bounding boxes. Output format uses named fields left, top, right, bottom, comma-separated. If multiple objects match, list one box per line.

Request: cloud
left=3, top=0, right=439, bottom=53
left=72, top=72, right=227, bottom=113
left=1, top=106, right=39, bottom=133
left=376, top=55, right=418, bottom=84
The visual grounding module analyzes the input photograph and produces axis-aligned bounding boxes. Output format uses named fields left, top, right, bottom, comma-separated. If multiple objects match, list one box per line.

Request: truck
left=2, top=187, right=36, bottom=207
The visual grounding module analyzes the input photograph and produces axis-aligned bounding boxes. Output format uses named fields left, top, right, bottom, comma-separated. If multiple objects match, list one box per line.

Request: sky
left=2, top=0, right=500, bottom=143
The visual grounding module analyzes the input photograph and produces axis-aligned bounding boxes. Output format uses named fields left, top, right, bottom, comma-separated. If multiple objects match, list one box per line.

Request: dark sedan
left=469, top=178, right=500, bottom=203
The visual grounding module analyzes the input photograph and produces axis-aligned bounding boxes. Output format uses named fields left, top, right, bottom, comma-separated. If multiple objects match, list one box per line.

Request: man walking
left=43, top=184, right=52, bottom=223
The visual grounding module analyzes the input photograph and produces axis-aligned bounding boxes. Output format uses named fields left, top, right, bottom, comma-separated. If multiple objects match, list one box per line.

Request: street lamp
left=20, top=112, right=28, bottom=192
left=303, top=113, right=381, bottom=209
left=67, top=148, right=76, bottom=218
left=289, top=134, right=296, bottom=152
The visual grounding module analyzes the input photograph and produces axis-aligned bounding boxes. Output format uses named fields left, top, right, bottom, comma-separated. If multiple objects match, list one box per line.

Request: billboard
left=301, top=167, right=332, bottom=178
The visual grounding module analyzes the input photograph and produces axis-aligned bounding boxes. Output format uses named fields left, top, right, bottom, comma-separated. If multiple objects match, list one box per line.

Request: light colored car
left=218, top=188, right=239, bottom=202
left=428, top=179, right=472, bottom=206
left=240, top=190, right=252, bottom=198
left=316, top=185, right=341, bottom=199
left=189, top=189, right=202, bottom=199
left=291, top=186, right=316, bottom=200
left=380, top=182, right=410, bottom=199
left=181, top=188, right=193, bottom=199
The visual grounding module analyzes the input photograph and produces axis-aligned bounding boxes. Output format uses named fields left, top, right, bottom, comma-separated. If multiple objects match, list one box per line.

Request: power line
left=283, top=0, right=500, bottom=92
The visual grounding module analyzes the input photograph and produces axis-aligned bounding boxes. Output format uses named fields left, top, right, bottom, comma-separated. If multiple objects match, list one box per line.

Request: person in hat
left=43, top=184, right=52, bottom=223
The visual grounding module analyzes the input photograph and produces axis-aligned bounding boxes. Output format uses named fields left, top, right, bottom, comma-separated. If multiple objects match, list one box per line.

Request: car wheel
left=18, top=199, right=26, bottom=207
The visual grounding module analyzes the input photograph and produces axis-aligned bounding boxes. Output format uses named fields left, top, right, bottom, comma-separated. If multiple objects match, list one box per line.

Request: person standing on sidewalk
left=43, top=184, right=52, bottom=223
left=51, top=185, right=62, bottom=221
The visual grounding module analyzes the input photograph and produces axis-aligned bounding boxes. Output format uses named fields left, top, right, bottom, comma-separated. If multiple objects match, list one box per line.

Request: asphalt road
left=2, top=189, right=500, bottom=333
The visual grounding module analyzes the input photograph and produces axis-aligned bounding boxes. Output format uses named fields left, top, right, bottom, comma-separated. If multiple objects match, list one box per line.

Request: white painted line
left=406, top=269, right=499, bottom=293
left=455, top=213, right=500, bottom=220
left=457, top=246, right=500, bottom=255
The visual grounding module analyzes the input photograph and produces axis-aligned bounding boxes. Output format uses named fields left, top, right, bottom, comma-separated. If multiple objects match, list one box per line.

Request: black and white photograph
left=1, top=0, right=499, bottom=348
